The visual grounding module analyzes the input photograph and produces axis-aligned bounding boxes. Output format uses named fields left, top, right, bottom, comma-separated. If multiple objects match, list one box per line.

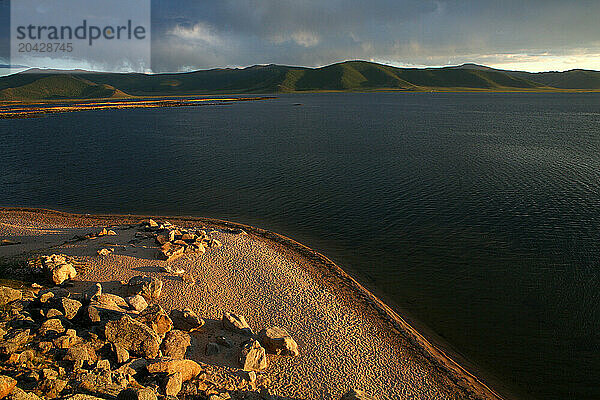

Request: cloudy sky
left=3, top=0, right=600, bottom=73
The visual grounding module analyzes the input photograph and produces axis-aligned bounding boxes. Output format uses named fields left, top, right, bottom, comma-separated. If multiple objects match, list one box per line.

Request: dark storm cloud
left=149, top=0, right=600, bottom=72
left=2, top=0, right=599, bottom=72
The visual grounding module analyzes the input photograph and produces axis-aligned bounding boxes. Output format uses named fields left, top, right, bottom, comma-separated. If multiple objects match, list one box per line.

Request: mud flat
left=0, top=207, right=505, bottom=400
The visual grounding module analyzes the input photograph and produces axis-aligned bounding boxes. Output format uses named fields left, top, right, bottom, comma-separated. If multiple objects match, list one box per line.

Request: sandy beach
left=0, top=207, right=504, bottom=400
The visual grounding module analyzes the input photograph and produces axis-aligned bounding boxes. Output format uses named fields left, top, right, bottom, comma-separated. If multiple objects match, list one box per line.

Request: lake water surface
left=2, top=93, right=600, bottom=399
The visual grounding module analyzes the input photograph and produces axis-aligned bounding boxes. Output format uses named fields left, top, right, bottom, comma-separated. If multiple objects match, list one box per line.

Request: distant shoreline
left=0, top=207, right=511, bottom=400
left=0, top=96, right=276, bottom=119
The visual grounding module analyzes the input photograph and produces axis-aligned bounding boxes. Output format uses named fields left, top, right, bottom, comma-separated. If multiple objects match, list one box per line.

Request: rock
left=127, top=276, right=162, bottom=301
left=148, top=219, right=159, bottom=229
left=59, top=298, right=82, bottom=320
left=125, top=295, right=148, bottom=312
left=222, top=312, right=252, bottom=335
left=92, top=293, right=129, bottom=309
left=0, top=286, right=22, bottom=306
left=114, top=358, right=148, bottom=376
left=37, top=341, right=53, bottom=354
left=105, top=315, right=161, bottom=358
left=98, top=228, right=108, bottom=236
left=239, top=340, right=268, bottom=371
left=36, top=378, right=67, bottom=399
left=164, top=372, right=182, bottom=396
left=205, top=342, right=220, bottom=356
left=169, top=308, right=204, bottom=331
left=65, top=395, right=106, bottom=400
left=216, top=335, right=233, bottom=348
left=107, top=230, right=117, bottom=236
left=42, top=254, right=77, bottom=285
left=146, top=359, right=202, bottom=381
left=156, top=243, right=184, bottom=262
left=6, top=387, right=41, bottom=400
left=136, top=305, right=172, bottom=338
left=160, top=330, right=191, bottom=359
left=64, top=343, right=97, bottom=363
left=39, top=292, right=54, bottom=303
left=112, top=344, right=130, bottom=364
left=46, top=309, right=63, bottom=318
left=53, top=333, right=79, bottom=349
left=39, top=318, right=65, bottom=336
left=97, top=248, right=113, bottom=256
left=86, top=293, right=131, bottom=322
left=116, top=387, right=157, bottom=400
left=155, top=235, right=168, bottom=245
left=341, top=389, right=377, bottom=400
left=96, top=359, right=111, bottom=371
left=258, top=327, right=299, bottom=356
left=41, top=368, right=58, bottom=380
left=84, top=283, right=102, bottom=302
left=0, top=375, right=17, bottom=399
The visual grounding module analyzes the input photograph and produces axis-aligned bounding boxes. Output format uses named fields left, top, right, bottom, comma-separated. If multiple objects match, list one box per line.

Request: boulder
left=169, top=308, right=204, bottom=331
left=160, top=330, right=191, bottom=359
left=86, top=293, right=131, bottom=322
left=155, top=235, right=168, bottom=246
left=6, top=387, right=42, bottom=400
left=42, top=255, right=76, bottom=285
left=258, top=327, right=299, bottom=356
left=239, top=340, right=268, bottom=371
left=65, top=395, right=106, bottom=400
left=112, top=344, right=129, bottom=364
left=341, top=389, right=378, bottom=400
left=127, top=276, right=162, bottom=301
left=83, top=283, right=102, bottom=302
left=116, top=387, right=157, bottom=400
left=0, top=287, right=22, bottom=306
left=45, top=309, right=63, bottom=318
left=156, top=243, right=184, bottom=262
left=0, top=375, right=17, bottom=399
left=222, top=312, right=252, bottom=335
left=36, top=378, right=67, bottom=399
left=64, top=343, right=97, bottom=364
left=58, top=298, right=82, bottom=320
left=53, top=333, right=80, bottom=349
left=114, top=358, right=148, bottom=377
left=105, top=316, right=160, bottom=358
left=125, top=295, right=148, bottom=312
left=146, top=359, right=202, bottom=382
left=97, top=248, right=113, bottom=257
left=164, top=372, right=182, bottom=396
left=136, top=305, right=172, bottom=338
left=38, top=318, right=65, bottom=336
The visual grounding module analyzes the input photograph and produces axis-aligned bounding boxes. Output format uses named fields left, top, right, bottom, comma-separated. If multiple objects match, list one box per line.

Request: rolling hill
left=0, top=74, right=129, bottom=100
left=1, top=60, right=599, bottom=101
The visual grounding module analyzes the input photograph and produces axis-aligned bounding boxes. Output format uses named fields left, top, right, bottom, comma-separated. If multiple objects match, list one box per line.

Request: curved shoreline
left=1, top=206, right=508, bottom=400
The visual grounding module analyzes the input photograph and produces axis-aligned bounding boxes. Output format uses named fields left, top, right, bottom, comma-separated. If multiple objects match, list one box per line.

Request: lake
left=2, top=92, right=599, bottom=399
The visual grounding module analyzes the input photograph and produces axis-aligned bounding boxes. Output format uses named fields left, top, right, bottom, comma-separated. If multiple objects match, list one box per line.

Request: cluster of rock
left=142, top=220, right=222, bottom=262
left=73, top=228, right=117, bottom=242
left=40, top=255, right=77, bottom=286
left=0, top=278, right=309, bottom=400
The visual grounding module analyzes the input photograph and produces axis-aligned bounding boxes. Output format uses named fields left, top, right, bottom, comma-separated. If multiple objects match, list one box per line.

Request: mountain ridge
left=1, top=60, right=599, bottom=100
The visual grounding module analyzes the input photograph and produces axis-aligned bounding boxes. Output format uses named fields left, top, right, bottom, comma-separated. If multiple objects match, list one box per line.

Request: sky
left=2, top=0, right=600, bottom=73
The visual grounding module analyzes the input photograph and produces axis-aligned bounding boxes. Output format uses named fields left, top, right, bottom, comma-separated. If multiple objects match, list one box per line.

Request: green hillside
left=1, top=60, right=599, bottom=101
left=0, top=75, right=128, bottom=100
